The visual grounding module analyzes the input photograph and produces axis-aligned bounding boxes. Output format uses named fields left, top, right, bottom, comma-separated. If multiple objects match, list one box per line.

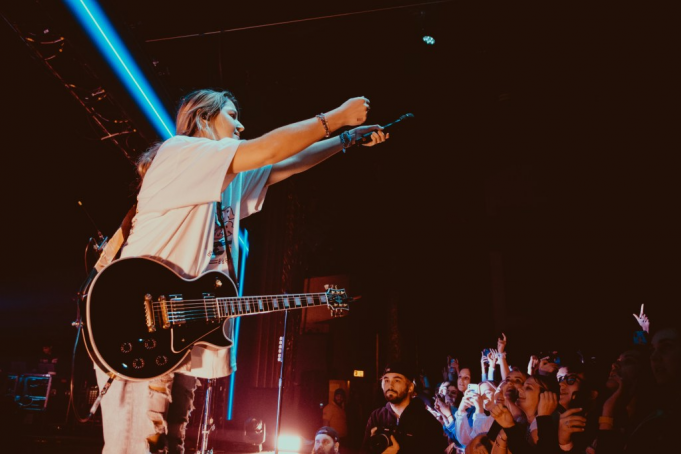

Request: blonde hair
left=136, top=89, right=239, bottom=182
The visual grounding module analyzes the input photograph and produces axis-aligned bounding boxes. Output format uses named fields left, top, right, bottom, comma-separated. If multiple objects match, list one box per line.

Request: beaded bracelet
left=316, top=113, right=330, bottom=137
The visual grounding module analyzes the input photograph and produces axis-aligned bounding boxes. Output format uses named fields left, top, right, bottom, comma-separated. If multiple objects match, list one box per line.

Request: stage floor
left=7, top=426, right=362, bottom=454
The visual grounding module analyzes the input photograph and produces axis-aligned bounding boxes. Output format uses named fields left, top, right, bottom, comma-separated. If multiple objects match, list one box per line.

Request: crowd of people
left=317, top=305, right=679, bottom=454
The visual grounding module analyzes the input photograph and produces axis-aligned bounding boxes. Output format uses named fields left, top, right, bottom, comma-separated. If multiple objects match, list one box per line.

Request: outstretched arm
left=267, top=125, right=387, bottom=186
left=228, top=97, right=370, bottom=178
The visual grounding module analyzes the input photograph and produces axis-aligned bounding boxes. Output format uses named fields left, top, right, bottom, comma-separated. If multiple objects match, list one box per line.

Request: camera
left=368, top=426, right=402, bottom=454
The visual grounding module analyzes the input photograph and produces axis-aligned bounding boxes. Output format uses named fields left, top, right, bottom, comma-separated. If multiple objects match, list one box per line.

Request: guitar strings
left=148, top=293, right=346, bottom=323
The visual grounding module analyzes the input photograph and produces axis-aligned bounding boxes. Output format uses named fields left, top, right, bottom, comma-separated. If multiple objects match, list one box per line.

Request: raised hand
left=481, top=350, right=490, bottom=364
left=465, top=388, right=485, bottom=412
left=330, top=97, right=371, bottom=127
left=633, top=304, right=650, bottom=333
left=435, top=396, right=452, bottom=418
left=538, top=355, right=560, bottom=375
left=528, top=355, right=539, bottom=375
left=537, top=392, right=558, bottom=416
left=451, top=357, right=460, bottom=375
left=490, top=404, right=515, bottom=429
left=558, top=408, right=587, bottom=445
left=459, top=392, right=474, bottom=412
left=488, top=349, right=499, bottom=368
left=497, top=333, right=507, bottom=354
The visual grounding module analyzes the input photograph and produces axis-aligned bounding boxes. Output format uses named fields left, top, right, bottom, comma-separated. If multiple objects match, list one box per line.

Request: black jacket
left=361, top=399, right=448, bottom=454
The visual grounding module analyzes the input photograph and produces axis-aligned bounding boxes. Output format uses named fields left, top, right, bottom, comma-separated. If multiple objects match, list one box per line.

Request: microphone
left=355, top=113, right=415, bottom=145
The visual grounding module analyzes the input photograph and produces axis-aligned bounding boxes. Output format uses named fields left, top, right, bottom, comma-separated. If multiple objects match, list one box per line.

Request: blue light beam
left=64, top=0, right=174, bottom=139
left=227, top=228, right=249, bottom=420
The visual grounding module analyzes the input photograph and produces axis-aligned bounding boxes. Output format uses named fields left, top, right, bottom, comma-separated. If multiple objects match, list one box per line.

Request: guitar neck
left=165, top=292, right=332, bottom=324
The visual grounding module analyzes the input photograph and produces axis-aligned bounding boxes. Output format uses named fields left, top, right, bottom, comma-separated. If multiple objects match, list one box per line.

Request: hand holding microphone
left=341, top=113, right=415, bottom=150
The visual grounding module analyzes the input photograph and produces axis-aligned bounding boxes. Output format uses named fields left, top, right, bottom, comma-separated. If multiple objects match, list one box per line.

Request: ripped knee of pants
left=146, top=374, right=174, bottom=450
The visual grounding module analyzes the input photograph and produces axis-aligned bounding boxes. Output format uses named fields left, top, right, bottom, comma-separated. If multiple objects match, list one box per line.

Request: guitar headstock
left=323, top=285, right=351, bottom=318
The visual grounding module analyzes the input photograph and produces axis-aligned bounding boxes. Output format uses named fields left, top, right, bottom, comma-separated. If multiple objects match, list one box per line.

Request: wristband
left=340, top=130, right=352, bottom=153
left=598, top=416, right=614, bottom=425
left=598, top=416, right=614, bottom=430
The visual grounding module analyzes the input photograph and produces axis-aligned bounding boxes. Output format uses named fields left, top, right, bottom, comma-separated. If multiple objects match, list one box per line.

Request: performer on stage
left=95, top=88, right=388, bottom=453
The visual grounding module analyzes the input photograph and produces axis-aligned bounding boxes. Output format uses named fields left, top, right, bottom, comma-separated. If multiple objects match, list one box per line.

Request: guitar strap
left=94, top=203, right=137, bottom=272
left=216, top=200, right=238, bottom=286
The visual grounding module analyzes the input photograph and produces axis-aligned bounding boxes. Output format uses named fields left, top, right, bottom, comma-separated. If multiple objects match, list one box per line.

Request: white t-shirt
left=122, top=135, right=271, bottom=378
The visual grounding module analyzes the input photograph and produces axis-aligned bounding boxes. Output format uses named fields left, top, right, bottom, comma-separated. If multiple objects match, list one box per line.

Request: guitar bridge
left=144, top=293, right=156, bottom=332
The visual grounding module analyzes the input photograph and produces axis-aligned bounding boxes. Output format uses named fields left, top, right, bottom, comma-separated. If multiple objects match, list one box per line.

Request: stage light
left=244, top=417, right=266, bottom=445
left=278, top=434, right=302, bottom=452
left=423, top=35, right=436, bottom=45
left=64, top=0, right=174, bottom=139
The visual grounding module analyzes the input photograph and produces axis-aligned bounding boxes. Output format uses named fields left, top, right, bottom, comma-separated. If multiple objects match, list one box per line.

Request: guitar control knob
left=121, top=342, right=133, bottom=353
left=144, top=338, right=157, bottom=349
left=132, top=358, right=145, bottom=369
left=156, top=355, right=168, bottom=366
left=215, top=278, right=222, bottom=288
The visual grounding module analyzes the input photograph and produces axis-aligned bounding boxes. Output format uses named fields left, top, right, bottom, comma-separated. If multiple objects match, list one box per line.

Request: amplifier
left=15, top=373, right=53, bottom=411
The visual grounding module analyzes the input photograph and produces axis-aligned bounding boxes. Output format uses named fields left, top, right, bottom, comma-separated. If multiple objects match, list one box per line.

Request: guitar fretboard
left=154, top=292, right=339, bottom=324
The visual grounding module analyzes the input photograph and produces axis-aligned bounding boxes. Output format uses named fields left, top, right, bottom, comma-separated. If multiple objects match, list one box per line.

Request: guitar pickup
left=203, top=293, right=218, bottom=322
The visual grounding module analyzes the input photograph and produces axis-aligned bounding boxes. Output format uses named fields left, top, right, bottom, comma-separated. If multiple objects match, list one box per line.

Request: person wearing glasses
left=556, top=363, right=598, bottom=453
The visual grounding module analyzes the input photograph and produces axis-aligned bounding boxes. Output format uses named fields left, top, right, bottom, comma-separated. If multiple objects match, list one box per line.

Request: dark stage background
left=0, top=0, right=678, bottom=450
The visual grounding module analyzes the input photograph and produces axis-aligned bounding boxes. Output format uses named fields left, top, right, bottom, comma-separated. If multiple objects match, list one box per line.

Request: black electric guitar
left=83, top=257, right=351, bottom=381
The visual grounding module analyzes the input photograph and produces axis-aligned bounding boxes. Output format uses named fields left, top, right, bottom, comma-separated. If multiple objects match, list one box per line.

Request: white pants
left=95, top=368, right=199, bottom=453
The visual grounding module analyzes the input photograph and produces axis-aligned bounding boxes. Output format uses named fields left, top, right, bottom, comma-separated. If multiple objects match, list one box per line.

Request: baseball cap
left=381, top=361, right=417, bottom=382
left=315, top=426, right=339, bottom=442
